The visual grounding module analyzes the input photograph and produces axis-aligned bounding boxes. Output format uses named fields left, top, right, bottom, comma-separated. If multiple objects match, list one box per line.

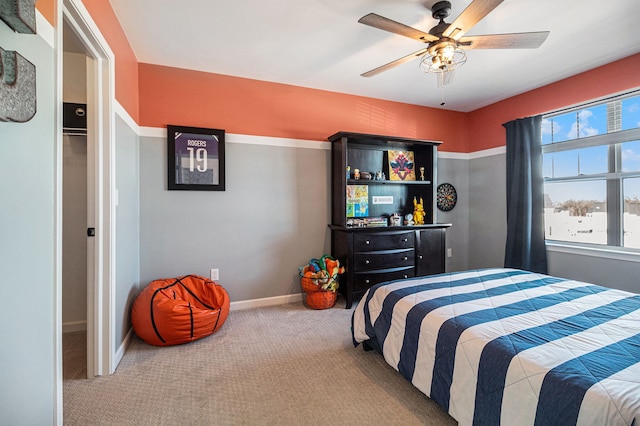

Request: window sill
left=546, top=241, right=640, bottom=263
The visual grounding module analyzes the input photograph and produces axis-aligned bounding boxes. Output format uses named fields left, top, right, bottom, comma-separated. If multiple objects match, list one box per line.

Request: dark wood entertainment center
left=328, top=131, right=451, bottom=308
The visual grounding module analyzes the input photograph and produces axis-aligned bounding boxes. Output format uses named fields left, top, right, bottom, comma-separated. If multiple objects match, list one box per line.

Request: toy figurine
left=413, top=197, right=425, bottom=225
left=404, top=213, right=414, bottom=226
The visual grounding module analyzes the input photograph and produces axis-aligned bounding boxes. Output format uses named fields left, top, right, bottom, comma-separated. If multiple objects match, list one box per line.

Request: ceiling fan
left=358, top=0, right=549, bottom=86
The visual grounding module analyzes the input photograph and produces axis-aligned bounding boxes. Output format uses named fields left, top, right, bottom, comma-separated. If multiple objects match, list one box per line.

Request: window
left=542, top=92, right=640, bottom=249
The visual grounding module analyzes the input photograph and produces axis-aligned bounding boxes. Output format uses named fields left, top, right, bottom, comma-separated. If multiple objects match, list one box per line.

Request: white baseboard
left=230, top=293, right=304, bottom=311
left=62, top=320, right=87, bottom=333
left=114, top=327, right=134, bottom=370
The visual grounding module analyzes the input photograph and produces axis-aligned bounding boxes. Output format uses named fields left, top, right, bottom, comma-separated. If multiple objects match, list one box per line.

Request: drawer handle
left=365, top=240, right=370, bottom=245
left=365, top=260, right=370, bottom=264
left=403, top=256, right=408, bottom=261
left=403, top=274, right=408, bottom=279
left=419, top=255, right=423, bottom=259
left=402, top=238, right=408, bottom=242
left=365, top=279, right=370, bottom=284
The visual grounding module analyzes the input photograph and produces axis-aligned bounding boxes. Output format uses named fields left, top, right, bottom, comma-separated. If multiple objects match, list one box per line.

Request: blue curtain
left=503, top=115, right=547, bottom=274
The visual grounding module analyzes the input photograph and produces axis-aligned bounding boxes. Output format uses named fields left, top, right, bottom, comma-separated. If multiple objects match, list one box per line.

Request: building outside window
left=542, top=92, right=640, bottom=249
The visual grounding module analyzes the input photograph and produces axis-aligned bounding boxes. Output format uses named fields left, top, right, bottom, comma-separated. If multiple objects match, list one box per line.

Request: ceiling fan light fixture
left=440, top=44, right=456, bottom=61
left=358, top=0, right=549, bottom=95
left=419, top=42, right=466, bottom=87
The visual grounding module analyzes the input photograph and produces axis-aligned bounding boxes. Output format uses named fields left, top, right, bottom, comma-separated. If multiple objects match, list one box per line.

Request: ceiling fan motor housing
left=431, top=1, right=452, bottom=20
left=429, top=22, right=452, bottom=38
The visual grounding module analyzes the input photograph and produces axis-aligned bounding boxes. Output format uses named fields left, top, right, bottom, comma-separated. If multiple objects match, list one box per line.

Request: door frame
left=60, top=0, right=116, bottom=379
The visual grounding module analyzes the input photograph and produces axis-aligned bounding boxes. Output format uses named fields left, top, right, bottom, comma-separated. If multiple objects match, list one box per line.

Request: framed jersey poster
left=167, top=124, right=225, bottom=191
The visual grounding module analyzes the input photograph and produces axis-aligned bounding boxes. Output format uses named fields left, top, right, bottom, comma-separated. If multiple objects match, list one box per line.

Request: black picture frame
left=167, top=124, right=225, bottom=191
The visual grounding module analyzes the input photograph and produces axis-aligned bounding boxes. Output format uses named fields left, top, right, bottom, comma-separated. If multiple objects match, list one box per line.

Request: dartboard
left=437, top=183, right=457, bottom=212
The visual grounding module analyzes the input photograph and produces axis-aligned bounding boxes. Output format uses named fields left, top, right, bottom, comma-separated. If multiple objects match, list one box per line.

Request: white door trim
left=61, top=0, right=116, bottom=378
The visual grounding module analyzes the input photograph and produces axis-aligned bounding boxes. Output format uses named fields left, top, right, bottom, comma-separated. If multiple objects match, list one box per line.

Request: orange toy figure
left=413, top=197, right=425, bottom=225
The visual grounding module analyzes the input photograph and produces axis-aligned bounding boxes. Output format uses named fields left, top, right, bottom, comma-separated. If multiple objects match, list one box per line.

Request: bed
left=351, top=268, right=640, bottom=425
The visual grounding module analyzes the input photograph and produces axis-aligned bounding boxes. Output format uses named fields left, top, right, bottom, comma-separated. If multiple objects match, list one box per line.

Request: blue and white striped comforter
left=351, top=268, right=640, bottom=425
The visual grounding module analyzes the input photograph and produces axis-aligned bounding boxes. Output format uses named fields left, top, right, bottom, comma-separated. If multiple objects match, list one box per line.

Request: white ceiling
left=108, top=0, right=640, bottom=112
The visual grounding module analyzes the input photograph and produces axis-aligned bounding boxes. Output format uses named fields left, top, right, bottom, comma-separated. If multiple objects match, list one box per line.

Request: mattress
left=351, top=268, right=640, bottom=425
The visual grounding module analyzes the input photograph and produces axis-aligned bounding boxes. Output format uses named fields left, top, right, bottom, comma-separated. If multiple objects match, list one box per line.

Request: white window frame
left=542, top=90, right=640, bottom=261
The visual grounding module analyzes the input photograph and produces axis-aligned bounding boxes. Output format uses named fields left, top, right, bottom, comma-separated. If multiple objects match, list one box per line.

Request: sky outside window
left=622, top=95, right=640, bottom=131
left=578, top=146, right=608, bottom=175
left=542, top=146, right=607, bottom=179
left=624, top=177, right=640, bottom=201
left=622, top=140, right=640, bottom=172
left=542, top=106, right=607, bottom=145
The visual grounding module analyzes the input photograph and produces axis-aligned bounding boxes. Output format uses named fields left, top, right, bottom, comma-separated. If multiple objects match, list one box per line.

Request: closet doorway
left=60, top=0, right=117, bottom=383
left=61, top=19, right=90, bottom=381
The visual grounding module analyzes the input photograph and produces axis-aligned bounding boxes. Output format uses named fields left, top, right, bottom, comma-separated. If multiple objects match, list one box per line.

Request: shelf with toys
left=328, top=131, right=451, bottom=308
left=345, top=179, right=432, bottom=185
left=329, top=131, right=447, bottom=228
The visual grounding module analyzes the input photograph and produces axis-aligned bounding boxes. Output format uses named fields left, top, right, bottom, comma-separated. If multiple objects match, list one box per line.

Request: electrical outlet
left=210, top=268, right=219, bottom=281
left=447, top=248, right=453, bottom=258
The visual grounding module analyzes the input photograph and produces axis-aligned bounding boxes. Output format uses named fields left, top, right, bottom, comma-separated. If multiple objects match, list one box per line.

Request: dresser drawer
left=353, top=249, right=415, bottom=271
left=353, top=267, right=415, bottom=292
left=353, top=231, right=414, bottom=252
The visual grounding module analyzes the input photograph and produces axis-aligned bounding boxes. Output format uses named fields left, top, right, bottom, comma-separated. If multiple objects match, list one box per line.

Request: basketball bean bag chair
left=132, top=274, right=230, bottom=346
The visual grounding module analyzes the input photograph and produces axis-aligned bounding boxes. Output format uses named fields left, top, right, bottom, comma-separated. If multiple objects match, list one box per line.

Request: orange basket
left=305, top=290, right=337, bottom=310
left=300, top=276, right=328, bottom=293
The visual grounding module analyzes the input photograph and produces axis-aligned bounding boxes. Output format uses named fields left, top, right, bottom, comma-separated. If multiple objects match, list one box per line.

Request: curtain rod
left=543, top=88, right=640, bottom=117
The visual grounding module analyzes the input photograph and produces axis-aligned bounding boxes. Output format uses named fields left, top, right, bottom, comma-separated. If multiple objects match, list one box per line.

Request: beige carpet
left=63, top=298, right=457, bottom=425
left=63, top=330, right=87, bottom=381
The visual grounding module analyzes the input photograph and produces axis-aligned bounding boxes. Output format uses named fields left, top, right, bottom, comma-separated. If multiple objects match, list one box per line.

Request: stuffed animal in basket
left=299, top=255, right=344, bottom=292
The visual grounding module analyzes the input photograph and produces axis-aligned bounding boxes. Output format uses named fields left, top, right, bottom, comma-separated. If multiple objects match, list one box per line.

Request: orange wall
left=468, top=53, right=640, bottom=152
left=81, top=0, right=139, bottom=122
left=36, top=0, right=55, bottom=26
left=137, top=54, right=640, bottom=152
left=138, top=64, right=469, bottom=151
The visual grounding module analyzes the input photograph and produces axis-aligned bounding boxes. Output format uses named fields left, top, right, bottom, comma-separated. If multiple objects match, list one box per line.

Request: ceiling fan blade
left=358, top=13, right=438, bottom=43
left=361, top=48, right=429, bottom=77
left=459, top=31, right=549, bottom=49
left=442, top=0, right=505, bottom=40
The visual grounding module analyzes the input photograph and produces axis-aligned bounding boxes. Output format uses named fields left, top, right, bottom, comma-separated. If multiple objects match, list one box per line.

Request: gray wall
left=548, top=249, right=640, bottom=294
left=0, top=21, right=57, bottom=423
left=468, top=152, right=507, bottom=269
left=115, top=115, right=141, bottom=345
left=140, top=136, right=331, bottom=302
left=437, top=156, right=470, bottom=272
left=139, top=140, right=471, bottom=300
